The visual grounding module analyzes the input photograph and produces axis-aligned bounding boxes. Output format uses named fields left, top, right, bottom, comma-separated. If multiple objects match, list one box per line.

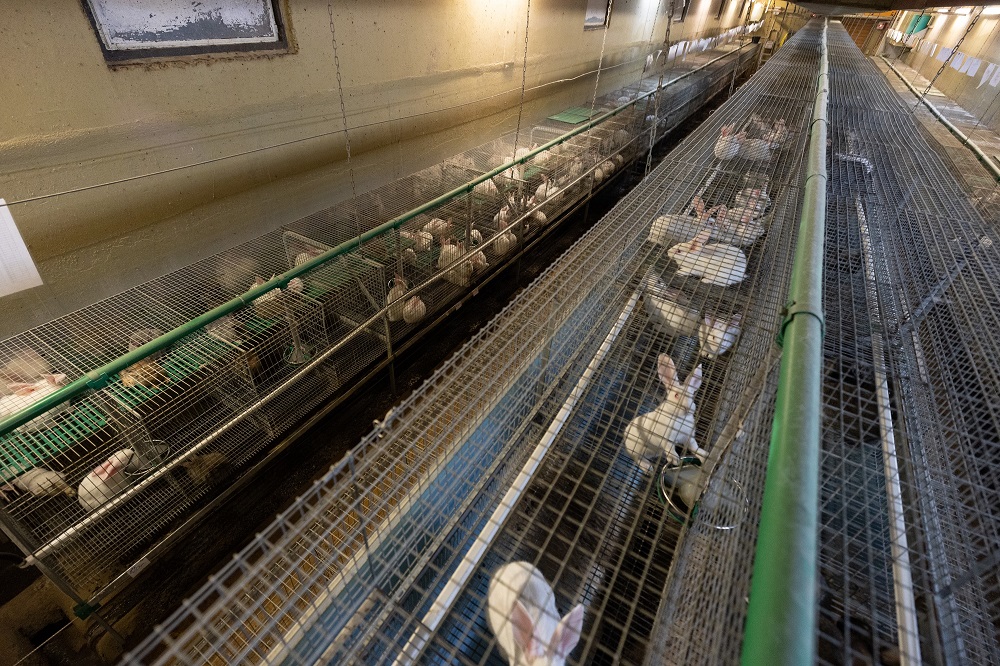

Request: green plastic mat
left=1, top=402, right=109, bottom=481
left=548, top=106, right=599, bottom=124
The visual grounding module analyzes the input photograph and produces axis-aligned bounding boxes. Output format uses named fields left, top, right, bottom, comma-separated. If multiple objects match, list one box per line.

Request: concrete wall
left=887, top=9, right=1000, bottom=133
left=0, top=0, right=749, bottom=338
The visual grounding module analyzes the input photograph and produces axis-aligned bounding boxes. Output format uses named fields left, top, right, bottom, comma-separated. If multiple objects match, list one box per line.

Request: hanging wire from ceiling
left=326, top=1, right=362, bottom=241
left=510, top=0, right=533, bottom=162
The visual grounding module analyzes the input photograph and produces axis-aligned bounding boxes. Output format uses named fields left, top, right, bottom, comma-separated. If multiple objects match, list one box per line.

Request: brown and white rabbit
left=488, top=562, right=585, bottom=666
left=667, top=229, right=747, bottom=287
left=699, top=313, right=742, bottom=359
left=623, top=355, right=707, bottom=472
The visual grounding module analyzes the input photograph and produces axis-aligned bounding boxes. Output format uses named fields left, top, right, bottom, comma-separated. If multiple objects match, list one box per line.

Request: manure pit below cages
left=0, top=73, right=753, bottom=665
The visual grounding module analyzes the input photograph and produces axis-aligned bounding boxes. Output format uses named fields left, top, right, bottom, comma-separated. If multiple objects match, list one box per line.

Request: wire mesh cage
left=0, top=28, right=756, bottom=620
left=122, top=28, right=826, bottom=666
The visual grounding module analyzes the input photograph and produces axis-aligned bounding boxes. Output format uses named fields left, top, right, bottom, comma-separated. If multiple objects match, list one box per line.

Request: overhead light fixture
left=982, top=4, right=1000, bottom=15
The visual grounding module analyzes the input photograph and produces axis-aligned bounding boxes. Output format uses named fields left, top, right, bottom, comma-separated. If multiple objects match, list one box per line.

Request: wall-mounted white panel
left=0, top=200, right=43, bottom=298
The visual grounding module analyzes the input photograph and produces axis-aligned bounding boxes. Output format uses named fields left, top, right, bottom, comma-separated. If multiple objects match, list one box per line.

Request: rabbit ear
left=691, top=229, right=711, bottom=248
left=657, top=354, right=678, bottom=389
left=510, top=600, right=536, bottom=656
left=44, top=374, right=68, bottom=386
left=9, top=383, right=36, bottom=396
left=686, top=365, right=703, bottom=395
left=554, top=603, right=585, bottom=659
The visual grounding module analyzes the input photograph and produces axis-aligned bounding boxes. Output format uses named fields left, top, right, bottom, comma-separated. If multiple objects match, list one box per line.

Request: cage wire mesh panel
left=812, top=22, right=1000, bottom=666
left=124, top=28, right=820, bottom=666
left=0, top=24, right=755, bottom=609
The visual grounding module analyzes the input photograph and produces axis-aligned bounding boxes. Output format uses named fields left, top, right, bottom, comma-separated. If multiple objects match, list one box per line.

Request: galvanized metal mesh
left=0, top=40, right=754, bottom=606
left=815, top=22, right=1000, bottom=666
left=123, top=25, right=820, bottom=666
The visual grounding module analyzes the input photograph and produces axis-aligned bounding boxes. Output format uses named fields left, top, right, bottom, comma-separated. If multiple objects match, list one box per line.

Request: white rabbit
left=402, top=296, right=427, bottom=324
left=403, top=248, right=418, bottom=265
left=534, top=176, right=558, bottom=204
left=699, top=313, right=742, bottom=359
left=612, top=129, right=631, bottom=149
left=739, top=138, right=772, bottom=162
left=488, top=562, right=585, bottom=666
left=78, top=449, right=139, bottom=512
left=713, top=124, right=744, bottom=160
left=623, top=355, right=707, bottom=472
left=0, top=375, right=72, bottom=433
left=594, top=166, right=606, bottom=184
left=494, top=205, right=514, bottom=230
left=400, top=230, right=433, bottom=252
left=423, top=218, right=453, bottom=243
left=250, top=276, right=295, bottom=319
left=1, top=468, right=74, bottom=500
left=294, top=247, right=324, bottom=268
left=648, top=213, right=710, bottom=248
left=713, top=207, right=765, bottom=246
left=387, top=275, right=408, bottom=322
left=474, top=178, right=500, bottom=197
left=0, top=348, right=53, bottom=391
left=438, top=240, right=474, bottom=287
left=470, top=248, right=489, bottom=273
left=642, top=270, right=700, bottom=337
left=532, top=210, right=548, bottom=226
left=733, top=187, right=771, bottom=215
left=469, top=229, right=484, bottom=246
left=667, top=229, right=747, bottom=287
left=495, top=230, right=517, bottom=257
left=764, top=118, right=789, bottom=147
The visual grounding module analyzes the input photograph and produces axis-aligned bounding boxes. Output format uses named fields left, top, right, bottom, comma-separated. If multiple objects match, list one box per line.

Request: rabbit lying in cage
left=624, top=355, right=707, bottom=472
left=0, top=348, right=54, bottom=392
left=1, top=468, right=74, bottom=501
left=667, top=229, right=747, bottom=287
left=488, top=561, right=585, bottom=666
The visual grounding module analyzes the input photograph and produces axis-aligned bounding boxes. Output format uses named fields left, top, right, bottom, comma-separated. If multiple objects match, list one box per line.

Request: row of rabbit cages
left=0, top=322, right=261, bottom=553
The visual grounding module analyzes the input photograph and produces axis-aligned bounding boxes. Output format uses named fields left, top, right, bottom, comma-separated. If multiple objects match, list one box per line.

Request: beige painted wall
left=888, top=9, right=1000, bottom=132
left=0, top=0, right=749, bottom=337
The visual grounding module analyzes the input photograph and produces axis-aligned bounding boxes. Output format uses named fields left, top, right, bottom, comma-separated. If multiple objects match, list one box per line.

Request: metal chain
left=327, top=1, right=362, bottom=240
left=511, top=0, right=532, bottom=163
left=914, top=7, right=983, bottom=107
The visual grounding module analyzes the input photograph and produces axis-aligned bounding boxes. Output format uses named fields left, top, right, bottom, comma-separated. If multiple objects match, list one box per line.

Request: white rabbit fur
left=739, top=138, right=772, bottom=162
left=667, top=230, right=747, bottom=287
left=488, top=562, right=585, bottom=666
left=699, top=313, right=742, bottom=359
left=0, top=375, right=72, bottom=432
left=387, top=276, right=408, bottom=322
left=438, top=240, right=474, bottom=287
left=713, top=124, right=743, bottom=160
left=0, top=348, right=53, bottom=393
left=402, top=297, right=426, bottom=324
left=77, top=447, right=163, bottom=512
left=648, top=213, right=709, bottom=248
left=3, top=468, right=74, bottom=499
left=623, top=355, right=707, bottom=472
left=642, top=270, right=700, bottom=337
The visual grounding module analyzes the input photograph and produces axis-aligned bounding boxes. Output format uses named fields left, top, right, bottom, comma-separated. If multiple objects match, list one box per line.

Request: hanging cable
left=510, top=0, right=532, bottom=162
left=326, top=1, right=362, bottom=241
left=914, top=7, right=983, bottom=108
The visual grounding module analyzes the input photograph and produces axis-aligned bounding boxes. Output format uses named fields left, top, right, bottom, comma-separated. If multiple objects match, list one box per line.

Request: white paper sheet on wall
left=0, top=199, right=43, bottom=298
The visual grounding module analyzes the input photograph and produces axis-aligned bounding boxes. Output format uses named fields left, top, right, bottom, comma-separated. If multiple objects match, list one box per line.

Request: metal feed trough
left=129, top=20, right=1000, bottom=665
left=0, top=40, right=755, bottom=616
left=123, top=24, right=821, bottom=665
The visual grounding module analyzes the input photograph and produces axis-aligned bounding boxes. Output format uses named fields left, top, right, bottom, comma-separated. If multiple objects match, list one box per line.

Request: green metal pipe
left=0, top=44, right=753, bottom=438
left=741, top=18, right=828, bottom=666
left=881, top=55, right=1000, bottom=184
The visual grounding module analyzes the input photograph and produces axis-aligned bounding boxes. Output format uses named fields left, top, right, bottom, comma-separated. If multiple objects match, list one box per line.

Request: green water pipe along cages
left=127, top=21, right=1000, bottom=665
left=0, top=38, right=756, bottom=616
left=120, top=23, right=828, bottom=664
